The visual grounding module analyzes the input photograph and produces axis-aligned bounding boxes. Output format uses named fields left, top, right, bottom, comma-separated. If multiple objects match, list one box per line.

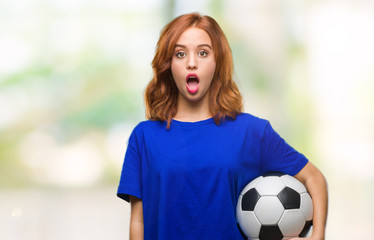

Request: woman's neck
left=173, top=94, right=212, bottom=122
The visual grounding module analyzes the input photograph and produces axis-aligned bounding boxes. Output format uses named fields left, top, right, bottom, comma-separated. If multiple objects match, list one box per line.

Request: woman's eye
left=198, top=50, right=208, bottom=57
left=176, top=52, right=186, bottom=58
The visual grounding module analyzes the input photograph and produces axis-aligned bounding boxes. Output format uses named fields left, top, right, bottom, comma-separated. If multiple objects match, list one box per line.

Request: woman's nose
left=187, top=55, right=198, bottom=70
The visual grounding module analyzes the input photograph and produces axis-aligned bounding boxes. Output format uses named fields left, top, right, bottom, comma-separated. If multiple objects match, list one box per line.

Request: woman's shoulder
left=127, top=119, right=165, bottom=143
left=231, top=112, right=270, bottom=138
left=133, top=119, right=165, bottom=130
left=234, top=112, right=269, bottom=126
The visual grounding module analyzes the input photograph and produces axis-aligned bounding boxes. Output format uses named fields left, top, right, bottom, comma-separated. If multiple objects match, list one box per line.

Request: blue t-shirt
left=117, top=113, right=308, bottom=240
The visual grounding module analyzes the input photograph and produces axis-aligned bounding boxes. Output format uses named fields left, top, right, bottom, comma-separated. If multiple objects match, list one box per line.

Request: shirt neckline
left=171, top=117, right=215, bottom=127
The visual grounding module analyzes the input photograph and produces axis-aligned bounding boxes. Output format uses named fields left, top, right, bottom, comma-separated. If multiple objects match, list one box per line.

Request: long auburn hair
left=145, top=12, right=243, bottom=128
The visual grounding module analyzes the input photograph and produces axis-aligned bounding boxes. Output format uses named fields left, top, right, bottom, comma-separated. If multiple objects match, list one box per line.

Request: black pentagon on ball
left=299, top=220, right=313, bottom=237
left=241, top=188, right=260, bottom=211
left=277, top=187, right=301, bottom=209
left=259, top=225, right=283, bottom=240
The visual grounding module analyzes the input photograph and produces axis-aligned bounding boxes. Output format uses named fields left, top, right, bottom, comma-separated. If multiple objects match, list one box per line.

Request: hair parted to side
left=145, top=12, right=243, bottom=129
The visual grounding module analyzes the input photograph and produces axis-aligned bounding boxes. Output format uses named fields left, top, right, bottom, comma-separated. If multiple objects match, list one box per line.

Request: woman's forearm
left=129, top=196, right=144, bottom=240
left=295, top=162, right=328, bottom=240
left=130, top=221, right=144, bottom=240
left=305, top=169, right=328, bottom=239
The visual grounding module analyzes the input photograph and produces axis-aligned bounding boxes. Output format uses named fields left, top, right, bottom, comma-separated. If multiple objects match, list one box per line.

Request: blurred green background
left=1, top=0, right=374, bottom=239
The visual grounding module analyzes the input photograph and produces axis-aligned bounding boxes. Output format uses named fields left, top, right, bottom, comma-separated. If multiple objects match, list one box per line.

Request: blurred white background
left=1, top=0, right=373, bottom=239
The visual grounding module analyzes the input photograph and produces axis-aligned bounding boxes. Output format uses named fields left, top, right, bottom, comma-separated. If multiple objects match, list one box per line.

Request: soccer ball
left=236, top=173, right=313, bottom=240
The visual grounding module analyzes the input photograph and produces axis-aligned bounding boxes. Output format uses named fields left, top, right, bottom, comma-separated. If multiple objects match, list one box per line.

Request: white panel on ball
left=278, top=209, right=306, bottom=237
left=300, top=193, right=314, bottom=221
left=281, top=175, right=307, bottom=194
left=254, top=196, right=284, bottom=224
left=255, top=176, right=285, bottom=195
left=236, top=194, right=242, bottom=217
left=237, top=210, right=261, bottom=238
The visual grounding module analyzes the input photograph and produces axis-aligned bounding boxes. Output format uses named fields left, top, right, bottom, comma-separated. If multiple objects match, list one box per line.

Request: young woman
left=117, top=13, right=328, bottom=240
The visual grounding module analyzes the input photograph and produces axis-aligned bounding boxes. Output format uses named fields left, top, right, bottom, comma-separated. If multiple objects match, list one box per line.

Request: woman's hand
left=288, top=237, right=324, bottom=240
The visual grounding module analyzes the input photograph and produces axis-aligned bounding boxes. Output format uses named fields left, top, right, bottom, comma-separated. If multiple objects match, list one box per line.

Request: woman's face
left=171, top=27, right=216, bottom=104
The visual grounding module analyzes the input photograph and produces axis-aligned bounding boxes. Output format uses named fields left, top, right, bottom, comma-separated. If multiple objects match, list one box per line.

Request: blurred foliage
left=0, top=0, right=315, bottom=188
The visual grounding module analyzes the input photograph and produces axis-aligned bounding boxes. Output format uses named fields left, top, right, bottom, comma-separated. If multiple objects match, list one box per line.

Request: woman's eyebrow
left=197, top=44, right=212, bottom=49
left=174, top=44, right=212, bottom=50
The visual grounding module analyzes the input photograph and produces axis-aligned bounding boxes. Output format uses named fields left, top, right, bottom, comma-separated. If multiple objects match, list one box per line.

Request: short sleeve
left=260, top=121, right=308, bottom=176
left=117, top=128, right=142, bottom=202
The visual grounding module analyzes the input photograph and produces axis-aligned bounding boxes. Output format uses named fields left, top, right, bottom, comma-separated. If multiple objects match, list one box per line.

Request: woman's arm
left=294, top=161, right=328, bottom=240
left=129, top=195, right=144, bottom=240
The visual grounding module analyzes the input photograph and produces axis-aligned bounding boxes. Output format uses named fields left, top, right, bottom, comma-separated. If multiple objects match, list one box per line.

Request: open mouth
left=186, top=73, right=200, bottom=94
